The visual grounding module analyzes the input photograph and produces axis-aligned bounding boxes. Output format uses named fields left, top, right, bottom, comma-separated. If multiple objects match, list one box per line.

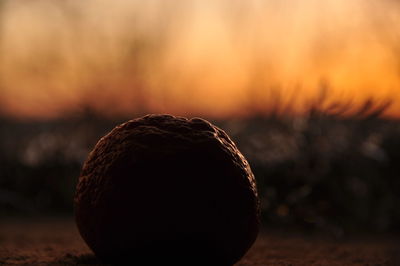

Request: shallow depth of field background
left=1, top=0, right=400, bottom=235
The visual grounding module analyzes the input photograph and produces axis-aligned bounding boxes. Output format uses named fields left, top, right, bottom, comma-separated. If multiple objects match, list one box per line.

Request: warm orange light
left=0, top=0, right=399, bottom=119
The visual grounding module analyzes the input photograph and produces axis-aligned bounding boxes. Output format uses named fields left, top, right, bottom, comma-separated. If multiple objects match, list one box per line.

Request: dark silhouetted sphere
left=74, top=114, right=259, bottom=265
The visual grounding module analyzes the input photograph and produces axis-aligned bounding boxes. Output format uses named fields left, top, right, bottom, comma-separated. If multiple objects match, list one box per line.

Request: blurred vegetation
left=0, top=104, right=400, bottom=236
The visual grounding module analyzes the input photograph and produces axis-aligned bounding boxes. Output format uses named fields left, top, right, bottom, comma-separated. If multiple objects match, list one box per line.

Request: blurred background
left=1, top=0, right=400, bottom=236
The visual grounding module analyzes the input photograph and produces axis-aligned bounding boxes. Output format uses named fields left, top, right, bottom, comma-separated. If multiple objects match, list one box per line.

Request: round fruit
left=74, top=114, right=259, bottom=265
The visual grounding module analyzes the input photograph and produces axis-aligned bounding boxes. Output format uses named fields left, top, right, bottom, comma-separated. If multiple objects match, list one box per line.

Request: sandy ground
left=0, top=218, right=399, bottom=266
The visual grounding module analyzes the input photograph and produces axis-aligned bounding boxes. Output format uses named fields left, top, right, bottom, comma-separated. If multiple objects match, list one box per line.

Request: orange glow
left=0, top=0, right=400, bottom=118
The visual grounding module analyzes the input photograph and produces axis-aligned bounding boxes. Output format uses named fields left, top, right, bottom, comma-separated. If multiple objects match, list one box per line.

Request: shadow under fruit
left=74, top=114, right=260, bottom=265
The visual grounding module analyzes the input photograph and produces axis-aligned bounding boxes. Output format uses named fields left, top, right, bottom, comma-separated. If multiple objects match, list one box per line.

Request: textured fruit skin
left=74, top=114, right=260, bottom=265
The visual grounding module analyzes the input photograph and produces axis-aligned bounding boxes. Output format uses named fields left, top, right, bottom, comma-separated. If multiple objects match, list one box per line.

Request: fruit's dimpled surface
left=74, top=114, right=259, bottom=265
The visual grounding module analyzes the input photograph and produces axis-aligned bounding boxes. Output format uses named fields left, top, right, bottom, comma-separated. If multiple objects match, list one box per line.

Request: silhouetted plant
left=1, top=105, right=400, bottom=235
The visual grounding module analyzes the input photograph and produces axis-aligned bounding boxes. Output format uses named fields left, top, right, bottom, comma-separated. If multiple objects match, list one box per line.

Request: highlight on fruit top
left=1, top=0, right=400, bottom=241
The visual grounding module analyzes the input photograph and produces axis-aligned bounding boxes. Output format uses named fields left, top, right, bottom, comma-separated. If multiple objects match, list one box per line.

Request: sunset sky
left=0, top=0, right=399, bottom=118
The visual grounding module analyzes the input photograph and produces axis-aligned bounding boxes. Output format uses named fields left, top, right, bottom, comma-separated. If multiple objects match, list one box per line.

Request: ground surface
left=0, top=218, right=399, bottom=265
